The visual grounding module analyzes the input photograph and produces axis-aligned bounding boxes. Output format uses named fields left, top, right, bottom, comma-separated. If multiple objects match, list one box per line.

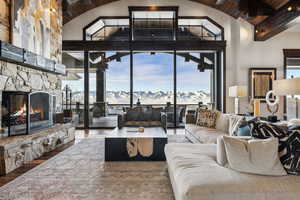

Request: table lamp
left=273, top=78, right=300, bottom=118
left=229, top=86, right=247, bottom=115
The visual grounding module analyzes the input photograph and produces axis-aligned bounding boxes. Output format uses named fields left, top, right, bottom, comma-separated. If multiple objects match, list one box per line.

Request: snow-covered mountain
left=71, top=90, right=211, bottom=105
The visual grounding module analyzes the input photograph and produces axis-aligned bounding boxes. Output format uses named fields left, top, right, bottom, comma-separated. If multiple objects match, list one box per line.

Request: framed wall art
left=249, top=68, right=277, bottom=101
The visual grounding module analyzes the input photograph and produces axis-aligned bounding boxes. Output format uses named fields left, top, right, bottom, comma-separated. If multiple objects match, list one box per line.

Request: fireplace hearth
left=1, top=91, right=54, bottom=136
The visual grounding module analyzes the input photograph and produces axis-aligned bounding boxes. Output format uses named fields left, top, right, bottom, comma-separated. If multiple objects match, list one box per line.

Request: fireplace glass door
left=1, top=92, right=29, bottom=136
left=1, top=92, right=54, bottom=136
left=29, top=92, right=53, bottom=131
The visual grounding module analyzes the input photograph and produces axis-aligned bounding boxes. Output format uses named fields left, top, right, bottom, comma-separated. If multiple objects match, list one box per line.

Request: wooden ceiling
left=63, top=0, right=289, bottom=25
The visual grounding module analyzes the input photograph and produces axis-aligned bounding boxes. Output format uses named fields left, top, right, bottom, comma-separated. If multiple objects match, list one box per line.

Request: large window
left=106, top=52, right=131, bottom=105
left=62, top=73, right=96, bottom=105
left=133, top=52, right=173, bottom=105
left=177, top=52, right=213, bottom=106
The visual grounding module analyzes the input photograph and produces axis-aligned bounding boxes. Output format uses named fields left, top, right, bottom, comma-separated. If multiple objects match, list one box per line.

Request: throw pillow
left=251, top=121, right=288, bottom=139
left=288, top=125, right=300, bottom=131
left=237, top=126, right=251, bottom=136
left=196, top=109, right=218, bottom=128
left=127, top=107, right=142, bottom=121
left=152, top=108, right=163, bottom=121
left=251, top=121, right=300, bottom=175
left=237, top=117, right=258, bottom=136
left=223, top=136, right=287, bottom=176
left=274, top=130, right=300, bottom=175
left=140, top=109, right=153, bottom=121
left=228, top=115, right=244, bottom=136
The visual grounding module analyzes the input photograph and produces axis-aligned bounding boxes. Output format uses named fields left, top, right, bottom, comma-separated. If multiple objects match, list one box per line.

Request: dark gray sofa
left=118, top=107, right=167, bottom=132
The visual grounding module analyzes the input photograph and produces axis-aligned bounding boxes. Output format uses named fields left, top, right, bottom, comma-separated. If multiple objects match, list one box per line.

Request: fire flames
left=13, top=104, right=44, bottom=120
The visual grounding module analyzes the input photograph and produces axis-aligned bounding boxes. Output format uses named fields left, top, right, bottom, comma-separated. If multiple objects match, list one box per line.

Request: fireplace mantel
left=0, top=40, right=66, bottom=75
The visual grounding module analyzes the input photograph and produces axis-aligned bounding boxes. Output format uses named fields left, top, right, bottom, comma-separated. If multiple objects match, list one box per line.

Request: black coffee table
left=105, top=127, right=168, bottom=161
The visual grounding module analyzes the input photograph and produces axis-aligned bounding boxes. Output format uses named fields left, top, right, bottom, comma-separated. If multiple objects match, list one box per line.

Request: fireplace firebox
left=1, top=91, right=54, bottom=136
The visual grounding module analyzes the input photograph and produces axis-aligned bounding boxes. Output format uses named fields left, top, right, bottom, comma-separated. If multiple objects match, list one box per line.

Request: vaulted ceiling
left=62, top=0, right=289, bottom=25
left=62, top=0, right=300, bottom=41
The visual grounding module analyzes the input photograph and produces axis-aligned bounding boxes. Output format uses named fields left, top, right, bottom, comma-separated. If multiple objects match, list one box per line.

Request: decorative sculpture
left=265, top=90, right=280, bottom=122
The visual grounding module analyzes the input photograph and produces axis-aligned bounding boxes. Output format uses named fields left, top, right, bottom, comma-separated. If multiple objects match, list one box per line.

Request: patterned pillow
left=280, top=130, right=300, bottom=175
left=251, top=121, right=300, bottom=175
left=196, top=109, right=218, bottom=128
left=228, top=115, right=244, bottom=136
left=251, top=121, right=288, bottom=139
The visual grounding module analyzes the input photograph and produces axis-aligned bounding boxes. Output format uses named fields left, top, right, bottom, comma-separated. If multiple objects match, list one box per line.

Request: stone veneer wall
left=0, top=60, right=63, bottom=130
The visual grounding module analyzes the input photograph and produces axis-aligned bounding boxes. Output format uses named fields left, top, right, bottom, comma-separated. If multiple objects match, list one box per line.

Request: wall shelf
left=0, top=40, right=66, bottom=75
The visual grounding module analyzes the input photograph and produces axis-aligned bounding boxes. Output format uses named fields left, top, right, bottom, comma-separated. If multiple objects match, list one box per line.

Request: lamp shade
left=273, top=78, right=300, bottom=96
left=229, top=86, right=247, bottom=97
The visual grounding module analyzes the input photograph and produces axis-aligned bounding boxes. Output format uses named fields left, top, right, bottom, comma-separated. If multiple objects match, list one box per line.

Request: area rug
left=0, top=137, right=179, bottom=200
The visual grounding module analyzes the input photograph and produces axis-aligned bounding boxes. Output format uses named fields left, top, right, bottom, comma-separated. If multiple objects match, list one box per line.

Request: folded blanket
left=127, top=138, right=153, bottom=157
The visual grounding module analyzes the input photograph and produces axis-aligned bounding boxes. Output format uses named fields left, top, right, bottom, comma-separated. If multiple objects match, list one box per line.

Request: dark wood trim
left=255, top=0, right=300, bottom=41
left=179, top=16, right=224, bottom=40
left=63, top=40, right=226, bottom=51
left=173, top=50, right=177, bottom=127
left=83, top=51, right=90, bottom=129
left=216, top=51, right=222, bottom=111
left=222, top=49, right=226, bottom=113
left=83, top=16, right=130, bottom=32
left=283, top=49, right=300, bottom=58
left=128, top=6, right=179, bottom=12
left=105, top=52, right=214, bottom=68
left=130, top=50, right=133, bottom=108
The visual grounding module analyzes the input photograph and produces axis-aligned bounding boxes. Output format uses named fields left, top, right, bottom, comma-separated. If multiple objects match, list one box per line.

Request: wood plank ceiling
left=63, top=0, right=297, bottom=41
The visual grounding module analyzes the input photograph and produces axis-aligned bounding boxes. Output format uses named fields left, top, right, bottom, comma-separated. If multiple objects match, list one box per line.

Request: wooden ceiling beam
left=254, top=0, right=300, bottom=41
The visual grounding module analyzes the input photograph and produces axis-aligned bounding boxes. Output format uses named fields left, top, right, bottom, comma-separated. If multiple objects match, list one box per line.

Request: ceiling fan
left=216, top=0, right=275, bottom=18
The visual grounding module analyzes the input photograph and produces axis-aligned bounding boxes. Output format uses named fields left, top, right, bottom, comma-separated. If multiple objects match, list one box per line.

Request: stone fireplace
left=1, top=91, right=54, bottom=136
left=0, top=60, right=63, bottom=137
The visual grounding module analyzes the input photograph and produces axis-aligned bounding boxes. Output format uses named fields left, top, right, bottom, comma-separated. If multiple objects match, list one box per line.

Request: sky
left=287, top=68, right=300, bottom=78
left=62, top=52, right=212, bottom=92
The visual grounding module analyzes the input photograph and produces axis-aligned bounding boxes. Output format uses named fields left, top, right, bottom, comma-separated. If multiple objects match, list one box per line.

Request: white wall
left=63, top=0, right=300, bottom=115
left=235, top=19, right=300, bottom=117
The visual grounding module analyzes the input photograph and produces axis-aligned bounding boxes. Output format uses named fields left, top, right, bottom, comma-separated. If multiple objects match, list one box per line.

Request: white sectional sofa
left=165, top=143, right=300, bottom=200
left=185, top=112, right=232, bottom=144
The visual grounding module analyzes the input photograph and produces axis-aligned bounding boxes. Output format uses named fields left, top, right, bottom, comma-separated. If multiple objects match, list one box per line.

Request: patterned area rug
left=0, top=135, right=187, bottom=200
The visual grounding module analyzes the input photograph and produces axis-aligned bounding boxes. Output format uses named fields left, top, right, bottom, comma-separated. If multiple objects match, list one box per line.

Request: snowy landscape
left=71, top=90, right=211, bottom=105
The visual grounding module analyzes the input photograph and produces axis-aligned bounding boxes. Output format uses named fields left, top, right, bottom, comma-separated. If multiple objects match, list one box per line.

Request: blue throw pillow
left=237, top=125, right=251, bottom=136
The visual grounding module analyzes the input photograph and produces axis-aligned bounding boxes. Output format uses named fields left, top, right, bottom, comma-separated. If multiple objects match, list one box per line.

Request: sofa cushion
left=165, top=143, right=300, bottom=200
left=223, top=136, right=287, bottom=176
left=196, top=109, right=218, bottom=128
left=185, top=124, right=226, bottom=144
